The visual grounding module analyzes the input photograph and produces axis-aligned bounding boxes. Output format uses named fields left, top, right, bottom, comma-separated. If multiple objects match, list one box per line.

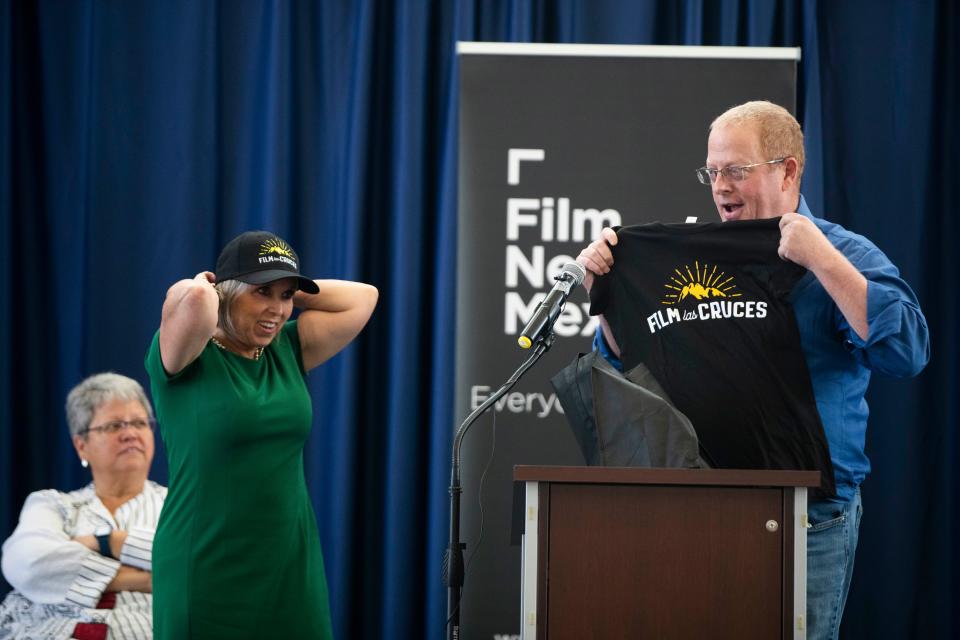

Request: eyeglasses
left=696, top=158, right=786, bottom=185
left=79, top=418, right=156, bottom=437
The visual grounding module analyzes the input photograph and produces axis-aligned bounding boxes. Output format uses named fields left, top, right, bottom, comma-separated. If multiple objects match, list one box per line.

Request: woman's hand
left=71, top=535, right=98, bottom=552
left=107, top=566, right=152, bottom=593
left=109, top=530, right=128, bottom=558
left=195, top=270, right=216, bottom=286
left=71, top=530, right=128, bottom=559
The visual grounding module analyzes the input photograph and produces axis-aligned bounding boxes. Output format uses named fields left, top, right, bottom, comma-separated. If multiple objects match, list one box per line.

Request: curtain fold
left=1, top=1, right=956, bottom=638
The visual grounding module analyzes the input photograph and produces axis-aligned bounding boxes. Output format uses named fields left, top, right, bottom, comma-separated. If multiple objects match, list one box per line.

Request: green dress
left=145, top=321, right=333, bottom=639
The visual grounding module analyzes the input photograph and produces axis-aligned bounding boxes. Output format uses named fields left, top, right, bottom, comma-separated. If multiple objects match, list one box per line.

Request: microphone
left=517, top=262, right=586, bottom=349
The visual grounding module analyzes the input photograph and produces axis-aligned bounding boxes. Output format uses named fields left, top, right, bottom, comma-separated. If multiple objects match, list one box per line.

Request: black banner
left=456, top=43, right=798, bottom=640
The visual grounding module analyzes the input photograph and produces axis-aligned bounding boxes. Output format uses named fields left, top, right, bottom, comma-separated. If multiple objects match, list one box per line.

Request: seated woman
left=0, top=372, right=166, bottom=639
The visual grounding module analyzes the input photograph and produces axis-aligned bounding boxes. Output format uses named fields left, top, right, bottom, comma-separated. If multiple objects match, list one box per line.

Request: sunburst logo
left=258, top=238, right=294, bottom=259
left=661, top=261, right=742, bottom=305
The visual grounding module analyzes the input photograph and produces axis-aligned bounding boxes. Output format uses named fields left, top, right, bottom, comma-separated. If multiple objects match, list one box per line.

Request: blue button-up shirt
left=595, top=196, right=930, bottom=502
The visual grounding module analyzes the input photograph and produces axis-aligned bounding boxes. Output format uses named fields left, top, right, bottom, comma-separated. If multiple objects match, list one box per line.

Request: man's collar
left=796, top=194, right=813, bottom=220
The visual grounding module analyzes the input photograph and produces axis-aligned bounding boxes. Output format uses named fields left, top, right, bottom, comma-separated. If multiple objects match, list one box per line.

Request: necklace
left=210, top=336, right=263, bottom=360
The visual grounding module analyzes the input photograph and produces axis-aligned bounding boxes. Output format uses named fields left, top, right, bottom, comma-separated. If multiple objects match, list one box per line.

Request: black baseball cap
left=215, top=231, right=319, bottom=294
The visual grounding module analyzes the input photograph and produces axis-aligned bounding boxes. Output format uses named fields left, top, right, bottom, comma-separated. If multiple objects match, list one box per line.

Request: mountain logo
left=661, top=261, right=741, bottom=305
left=258, top=238, right=295, bottom=259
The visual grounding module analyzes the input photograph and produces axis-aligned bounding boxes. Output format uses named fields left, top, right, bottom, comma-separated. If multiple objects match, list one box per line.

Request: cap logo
left=257, top=238, right=297, bottom=269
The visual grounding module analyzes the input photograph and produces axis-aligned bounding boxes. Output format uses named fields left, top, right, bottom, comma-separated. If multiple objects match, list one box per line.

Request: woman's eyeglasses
left=79, top=418, right=156, bottom=437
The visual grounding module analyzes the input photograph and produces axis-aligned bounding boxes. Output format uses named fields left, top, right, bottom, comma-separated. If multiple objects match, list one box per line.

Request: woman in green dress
left=145, top=231, right=378, bottom=639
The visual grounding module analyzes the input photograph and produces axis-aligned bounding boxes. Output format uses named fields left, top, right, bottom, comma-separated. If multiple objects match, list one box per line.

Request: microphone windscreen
left=562, top=262, right=586, bottom=287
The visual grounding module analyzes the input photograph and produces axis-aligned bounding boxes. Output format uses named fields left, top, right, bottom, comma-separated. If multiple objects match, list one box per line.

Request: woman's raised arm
left=158, top=271, right=220, bottom=375
left=295, top=280, right=378, bottom=372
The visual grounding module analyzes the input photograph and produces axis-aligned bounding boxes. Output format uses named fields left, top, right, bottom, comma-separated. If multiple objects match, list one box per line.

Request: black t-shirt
left=591, top=218, right=835, bottom=496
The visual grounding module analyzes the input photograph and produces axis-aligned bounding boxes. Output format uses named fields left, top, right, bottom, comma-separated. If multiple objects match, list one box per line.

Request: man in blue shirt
left=577, top=101, right=929, bottom=640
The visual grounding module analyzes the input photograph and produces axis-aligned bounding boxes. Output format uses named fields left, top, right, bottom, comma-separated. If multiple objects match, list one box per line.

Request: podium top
left=513, top=465, right=820, bottom=488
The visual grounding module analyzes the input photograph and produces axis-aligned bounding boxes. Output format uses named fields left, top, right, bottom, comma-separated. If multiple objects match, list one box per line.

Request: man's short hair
left=710, top=101, right=805, bottom=182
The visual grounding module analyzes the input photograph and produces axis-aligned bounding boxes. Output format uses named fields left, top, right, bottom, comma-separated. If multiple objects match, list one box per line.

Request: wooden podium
left=514, top=466, right=819, bottom=640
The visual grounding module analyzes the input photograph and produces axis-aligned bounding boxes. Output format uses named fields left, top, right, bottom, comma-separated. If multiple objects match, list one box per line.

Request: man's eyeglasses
left=696, top=158, right=786, bottom=185
left=79, top=418, right=156, bottom=437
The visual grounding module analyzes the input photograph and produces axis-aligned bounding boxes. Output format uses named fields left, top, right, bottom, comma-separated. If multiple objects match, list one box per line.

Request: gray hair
left=66, top=373, right=154, bottom=438
left=213, top=279, right=249, bottom=344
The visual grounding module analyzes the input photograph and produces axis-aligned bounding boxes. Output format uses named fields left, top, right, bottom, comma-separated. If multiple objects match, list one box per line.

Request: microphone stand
left=444, top=332, right=556, bottom=640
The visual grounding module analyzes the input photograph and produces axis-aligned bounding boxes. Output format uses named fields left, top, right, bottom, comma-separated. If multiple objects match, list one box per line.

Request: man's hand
left=778, top=213, right=837, bottom=269
left=575, top=226, right=622, bottom=357
left=576, top=227, right=618, bottom=293
left=779, top=212, right=870, bottom=340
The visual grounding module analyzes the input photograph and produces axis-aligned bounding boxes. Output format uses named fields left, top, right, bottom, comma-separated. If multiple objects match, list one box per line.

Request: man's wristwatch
left=96, top=533, right=113, bottom=559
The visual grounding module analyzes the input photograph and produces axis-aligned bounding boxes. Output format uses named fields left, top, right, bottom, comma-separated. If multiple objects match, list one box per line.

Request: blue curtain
left=1, top=1, right=956, bottom=638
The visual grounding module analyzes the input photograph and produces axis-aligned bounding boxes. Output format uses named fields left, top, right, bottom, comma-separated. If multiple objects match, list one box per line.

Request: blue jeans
left=806, top=488, right=862, bottom=640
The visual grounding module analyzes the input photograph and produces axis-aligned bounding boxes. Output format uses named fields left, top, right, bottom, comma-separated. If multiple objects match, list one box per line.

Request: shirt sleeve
left=593, top=327, right=624, bottom=372
left=1, top=491, right=121, bottom=606
left=118, top=526, right=155, bottom=571
left=837, top=244, right=930, bottom=377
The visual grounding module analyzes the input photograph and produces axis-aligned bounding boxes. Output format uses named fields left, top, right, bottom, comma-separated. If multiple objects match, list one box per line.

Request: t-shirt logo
left=661, top=261, right=740, bottom=305
left=648, top=261, right=766, bottom=334
left=257, top=238, right=298, bottom=269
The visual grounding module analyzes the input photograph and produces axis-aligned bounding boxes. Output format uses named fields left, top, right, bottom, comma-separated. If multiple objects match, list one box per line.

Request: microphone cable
left=465, top=408, right=498, bottom=572
left=444, top=409, right=499, bottom=627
